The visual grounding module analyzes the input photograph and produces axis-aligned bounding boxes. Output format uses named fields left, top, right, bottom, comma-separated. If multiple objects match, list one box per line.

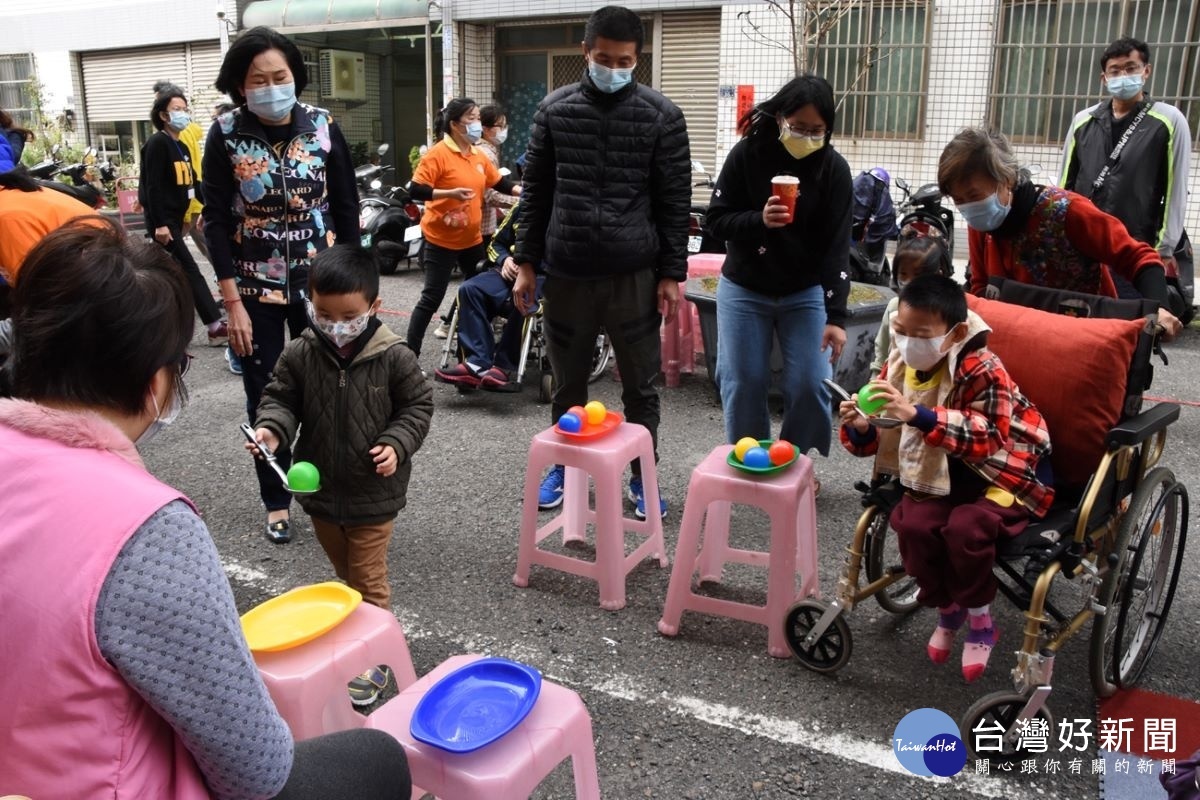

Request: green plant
left=349, top=140, right=369, bottom=166
left=409, top=145, right=423, bottom=173
left=18, top=77, right=85, bottom=167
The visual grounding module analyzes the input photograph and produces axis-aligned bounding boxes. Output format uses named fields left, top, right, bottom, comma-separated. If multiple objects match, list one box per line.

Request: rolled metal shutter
left=81, top=45, right=189, bottom=122
left=186, top=41, right=225, bottom=141
left=658, top=8, right=720, bottom=203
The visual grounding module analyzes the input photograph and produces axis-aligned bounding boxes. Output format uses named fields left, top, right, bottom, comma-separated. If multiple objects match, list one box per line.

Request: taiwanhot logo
left=892, top=708, right=967, bottom=777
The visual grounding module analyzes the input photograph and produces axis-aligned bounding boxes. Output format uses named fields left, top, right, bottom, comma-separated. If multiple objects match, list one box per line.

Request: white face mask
left=307, top=300, right=372, bottom=348
left=894, top=332, right=950, bottom=371
left=136, top=379, right=185, bottom=446
left=494, top=128, right=508, bottom=145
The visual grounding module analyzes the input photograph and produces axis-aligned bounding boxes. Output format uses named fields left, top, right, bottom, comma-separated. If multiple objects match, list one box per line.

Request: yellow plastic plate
left=241, top=582, right=363, bottom=653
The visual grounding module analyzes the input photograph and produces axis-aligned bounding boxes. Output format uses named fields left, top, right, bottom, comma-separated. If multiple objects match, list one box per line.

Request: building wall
left=0, top=0, right=229, bottom=52
left=453, top=0, right=733, bottom=21
left=716, top=1, right=1200, bottom=256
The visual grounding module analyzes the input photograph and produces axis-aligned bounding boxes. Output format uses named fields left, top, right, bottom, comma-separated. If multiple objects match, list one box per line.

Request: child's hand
left=245, top=427, right=279, bottom=459
left=866, top=379, right=918, bottom=422
left=839, top=399, right=870, bottom=433
left=370, top=444, right=398, bottom=477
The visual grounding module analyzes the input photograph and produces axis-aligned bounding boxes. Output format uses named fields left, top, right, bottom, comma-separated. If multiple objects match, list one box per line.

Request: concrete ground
left=146, top=255, right=1200, bottom=799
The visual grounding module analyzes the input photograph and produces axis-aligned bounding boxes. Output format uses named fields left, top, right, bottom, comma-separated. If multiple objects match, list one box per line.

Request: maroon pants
left=890, top=487, right=1031, bottom=609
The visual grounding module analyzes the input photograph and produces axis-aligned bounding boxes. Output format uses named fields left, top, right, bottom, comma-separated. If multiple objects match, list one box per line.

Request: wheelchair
left=782, top=278, right=1189, bottom=764
left=437, top=297, right=613, bottom=401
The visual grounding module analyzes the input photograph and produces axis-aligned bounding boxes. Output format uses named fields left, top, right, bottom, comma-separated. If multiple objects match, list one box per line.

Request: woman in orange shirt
left=406, top=98, right=520, bottom=358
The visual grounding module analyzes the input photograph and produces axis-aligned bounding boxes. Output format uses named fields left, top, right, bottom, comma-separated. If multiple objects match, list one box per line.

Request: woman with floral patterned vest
left=938, top=126, right=1182, bottom=342
left=203, top=26, right=360, bottom=543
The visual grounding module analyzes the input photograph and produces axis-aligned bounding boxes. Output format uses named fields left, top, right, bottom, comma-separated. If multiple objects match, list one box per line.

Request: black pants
left=406, top=241, right=485, bottom=357
left=543, top=269, right=662, bottom=473
left=274, top=728, right=411, bottom=799
left=163, top=225, right=222, bottom=325
left=243, top=297, right=309, bottom=511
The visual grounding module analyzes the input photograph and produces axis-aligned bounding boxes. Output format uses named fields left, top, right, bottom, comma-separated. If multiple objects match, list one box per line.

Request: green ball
left=287, top=461, right=321, bottom=491
left=857, top=385, right=888, bottom=415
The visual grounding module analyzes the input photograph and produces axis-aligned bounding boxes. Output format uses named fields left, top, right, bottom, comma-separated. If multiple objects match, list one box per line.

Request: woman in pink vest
left=0, top=218, right=410, bottom=799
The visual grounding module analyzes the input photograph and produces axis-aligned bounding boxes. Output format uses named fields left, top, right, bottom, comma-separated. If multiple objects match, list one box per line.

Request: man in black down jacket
left=513, top=5, right=690, bottom=519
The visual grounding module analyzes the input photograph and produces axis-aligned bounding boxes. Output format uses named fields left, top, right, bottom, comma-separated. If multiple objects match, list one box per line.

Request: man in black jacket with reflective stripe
left=513, top=5, right=690, bottom=519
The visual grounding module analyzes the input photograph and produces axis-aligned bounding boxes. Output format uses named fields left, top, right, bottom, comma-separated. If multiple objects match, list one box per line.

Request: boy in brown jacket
left=250, top=244, right=433, bottom=705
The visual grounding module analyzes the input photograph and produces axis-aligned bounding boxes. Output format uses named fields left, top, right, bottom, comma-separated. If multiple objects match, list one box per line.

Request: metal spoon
left=239, top=423, right=320, bottom=495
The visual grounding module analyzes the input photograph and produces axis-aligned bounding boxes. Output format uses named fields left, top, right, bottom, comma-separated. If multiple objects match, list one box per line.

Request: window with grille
left=0, top=54, right=36, bottom=127
left=809, top=0, right=931, bottom=139
left=990, top=1, right=1200, bottom=145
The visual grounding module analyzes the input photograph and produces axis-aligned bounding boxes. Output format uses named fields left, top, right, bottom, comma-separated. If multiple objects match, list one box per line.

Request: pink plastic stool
left=514, top=422, right=668, bottom=610
left=252, top=601, right=418, bottom=740
left=661, top=280, right=695, bottom=387
left=657, top=444, right=820, bottom=657
left=366, top=654, right=601, bottom=800
left=687, top=253, right=725, bottom=359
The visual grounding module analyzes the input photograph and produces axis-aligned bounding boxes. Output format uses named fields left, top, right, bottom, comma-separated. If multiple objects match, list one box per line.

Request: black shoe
left=265, top=518, right=291, bottom=544
left=348, top=665, right=392, bottom=707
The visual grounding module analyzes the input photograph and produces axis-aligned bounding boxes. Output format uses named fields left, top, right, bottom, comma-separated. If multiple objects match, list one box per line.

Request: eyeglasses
left=781, top=123, right=827, bottom=139
left=178, top=353, right=194, bottom=378
left=1105, top=62, right=1146, bottom=78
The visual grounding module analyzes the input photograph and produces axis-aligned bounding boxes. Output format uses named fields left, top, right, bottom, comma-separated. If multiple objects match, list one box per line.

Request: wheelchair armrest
left=1105, top=402, right=1180, bottom=449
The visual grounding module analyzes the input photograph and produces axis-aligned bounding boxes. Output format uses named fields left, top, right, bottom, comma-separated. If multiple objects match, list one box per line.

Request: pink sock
left=968, top=606, right=992, bottom=630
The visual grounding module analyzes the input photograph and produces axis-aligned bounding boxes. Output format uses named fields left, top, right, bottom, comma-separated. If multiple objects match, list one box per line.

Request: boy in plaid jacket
left=839, top=274, right=1054, bottom=682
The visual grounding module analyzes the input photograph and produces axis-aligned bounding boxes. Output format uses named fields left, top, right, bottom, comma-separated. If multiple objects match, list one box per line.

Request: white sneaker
left=433, top=321, right=450, bottom=339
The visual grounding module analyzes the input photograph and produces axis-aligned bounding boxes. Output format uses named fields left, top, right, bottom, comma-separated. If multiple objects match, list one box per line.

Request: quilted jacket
left=514, top=72, right=691, bottom=281
left=256, top=322, right=433, bottom=524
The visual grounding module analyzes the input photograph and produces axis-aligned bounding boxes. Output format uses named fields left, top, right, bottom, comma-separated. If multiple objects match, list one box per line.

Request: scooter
left=1165, top=233, right=1195, bottom=325
left=893, top=176, right=955, bottom=248
left=687, top=160, right=725, bottom=255
left=357, top=144, right=422, bottom=275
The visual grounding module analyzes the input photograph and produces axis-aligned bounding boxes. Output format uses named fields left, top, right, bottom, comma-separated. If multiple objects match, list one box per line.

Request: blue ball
left=743, top=447, right=771, bottom=468
left=558, top=412, right=582, bottom=432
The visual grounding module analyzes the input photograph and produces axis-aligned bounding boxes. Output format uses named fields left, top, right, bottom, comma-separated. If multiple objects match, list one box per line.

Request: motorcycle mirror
left=370, top=178, right=383, bottom=190
left=377, top=143, right=390, bottom=155
left=895, top=177, right=909, bottom=191
left=691, top=160, right=708, bottom=174
left=1026, top=163, right=1043, bottom=177
left=498, top=167, right=511, bottom=177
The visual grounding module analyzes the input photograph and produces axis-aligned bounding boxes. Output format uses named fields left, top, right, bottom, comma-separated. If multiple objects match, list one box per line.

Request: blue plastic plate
left=410, top=658, right=543, bottom=753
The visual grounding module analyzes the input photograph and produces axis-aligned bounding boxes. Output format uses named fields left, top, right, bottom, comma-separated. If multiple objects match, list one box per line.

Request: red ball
left=768, top=440, right=794, bottom=466
left=566, top=405, right=587, bottom=421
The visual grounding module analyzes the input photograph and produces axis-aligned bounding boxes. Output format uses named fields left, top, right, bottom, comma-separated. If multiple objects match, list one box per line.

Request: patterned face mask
left=306, top=300, right=372, bottom=347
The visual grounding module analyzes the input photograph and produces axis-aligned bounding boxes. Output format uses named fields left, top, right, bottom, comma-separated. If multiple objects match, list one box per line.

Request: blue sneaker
left=628, top=475, right=667, bottom=520
left=225, top=346, right=243, bottom=376
left=537, top=465, right=565, bottom=509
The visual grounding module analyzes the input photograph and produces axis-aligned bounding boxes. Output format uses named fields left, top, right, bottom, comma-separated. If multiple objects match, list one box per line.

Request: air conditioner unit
left=319, top=49, right=366, bottom=101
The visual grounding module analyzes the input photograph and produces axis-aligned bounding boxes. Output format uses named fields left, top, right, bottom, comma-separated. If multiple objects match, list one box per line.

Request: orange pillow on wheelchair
left=966, top=295, right=1142, bottom=487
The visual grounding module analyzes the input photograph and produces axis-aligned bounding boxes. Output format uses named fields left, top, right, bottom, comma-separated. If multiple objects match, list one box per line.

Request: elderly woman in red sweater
left=939, top=126, right=1182, bottom=340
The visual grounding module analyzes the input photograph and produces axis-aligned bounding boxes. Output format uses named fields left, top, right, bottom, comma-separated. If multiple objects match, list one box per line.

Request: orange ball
left=584, top=401, right=607, bottom=425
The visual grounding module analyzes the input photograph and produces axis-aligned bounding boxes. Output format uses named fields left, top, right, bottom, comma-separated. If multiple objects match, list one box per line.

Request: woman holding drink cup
left=704, top=74, right=852, bottom=464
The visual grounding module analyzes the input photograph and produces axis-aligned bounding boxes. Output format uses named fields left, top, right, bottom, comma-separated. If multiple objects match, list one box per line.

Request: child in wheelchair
left=839, top=274, right=1055, bottom=682
left=434, top=202, right=543, bottom=392
left=871, top=223, right=953, bottom=373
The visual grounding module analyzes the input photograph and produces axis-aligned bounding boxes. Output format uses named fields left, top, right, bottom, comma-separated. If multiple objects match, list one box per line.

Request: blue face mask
left=464, top=120, right=483, bottom=143
left=167, top=110, right=191, bottom=132
left=958, top=191, right=1011, bottom=232
left=1105, top=74, right=1145, bottom=101
left=589, top=61, right=635, bottom=94
left=246, top=83, right=296, bottom=123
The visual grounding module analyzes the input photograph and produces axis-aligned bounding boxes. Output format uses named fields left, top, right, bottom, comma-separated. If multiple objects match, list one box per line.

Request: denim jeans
left=406, top=241, right=485, bottom=357
left=715, top=277, right=832, bottom=456
left=455, top=269, right=543, bottom=372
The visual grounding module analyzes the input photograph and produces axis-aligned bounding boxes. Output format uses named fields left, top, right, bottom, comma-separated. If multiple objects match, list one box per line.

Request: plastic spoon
left=239, top=423, right=320, bottom=495
left=822, top=378, right=904, bottom=429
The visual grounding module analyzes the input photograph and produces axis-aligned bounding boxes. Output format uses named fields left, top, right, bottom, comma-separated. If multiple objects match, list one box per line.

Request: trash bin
left=685, top=276, right=893, bottom=397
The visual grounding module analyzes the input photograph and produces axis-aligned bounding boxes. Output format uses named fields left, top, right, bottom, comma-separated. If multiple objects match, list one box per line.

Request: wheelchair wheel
left=1089, top=466, right=1188, bottom=698
left=960, top=691, right=1055, bottom=765
left=538, top=372, right=554, bottom=404
left=589, top=333, right=613, bottom=383
left=783, top=599, right=852, bottom=673
left=862, top=506, right=920, bottom=614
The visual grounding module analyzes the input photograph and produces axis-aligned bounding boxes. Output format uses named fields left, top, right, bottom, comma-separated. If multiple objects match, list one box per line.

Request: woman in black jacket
left=141, top=86, right=227, bottom=345
left=705, top=75, right=852, bottom=464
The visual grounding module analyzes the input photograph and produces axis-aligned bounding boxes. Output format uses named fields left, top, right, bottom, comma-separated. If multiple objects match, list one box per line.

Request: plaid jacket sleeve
left=924, top=351, right=1012, bottom=462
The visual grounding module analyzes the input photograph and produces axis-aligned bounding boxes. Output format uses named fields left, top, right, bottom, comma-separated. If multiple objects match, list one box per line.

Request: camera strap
left=1091, top=101, right=1151, bottom=194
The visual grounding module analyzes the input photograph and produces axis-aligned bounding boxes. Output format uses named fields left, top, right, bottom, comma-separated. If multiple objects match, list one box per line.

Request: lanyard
left=1091, top=102, right=1151, bottom=194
